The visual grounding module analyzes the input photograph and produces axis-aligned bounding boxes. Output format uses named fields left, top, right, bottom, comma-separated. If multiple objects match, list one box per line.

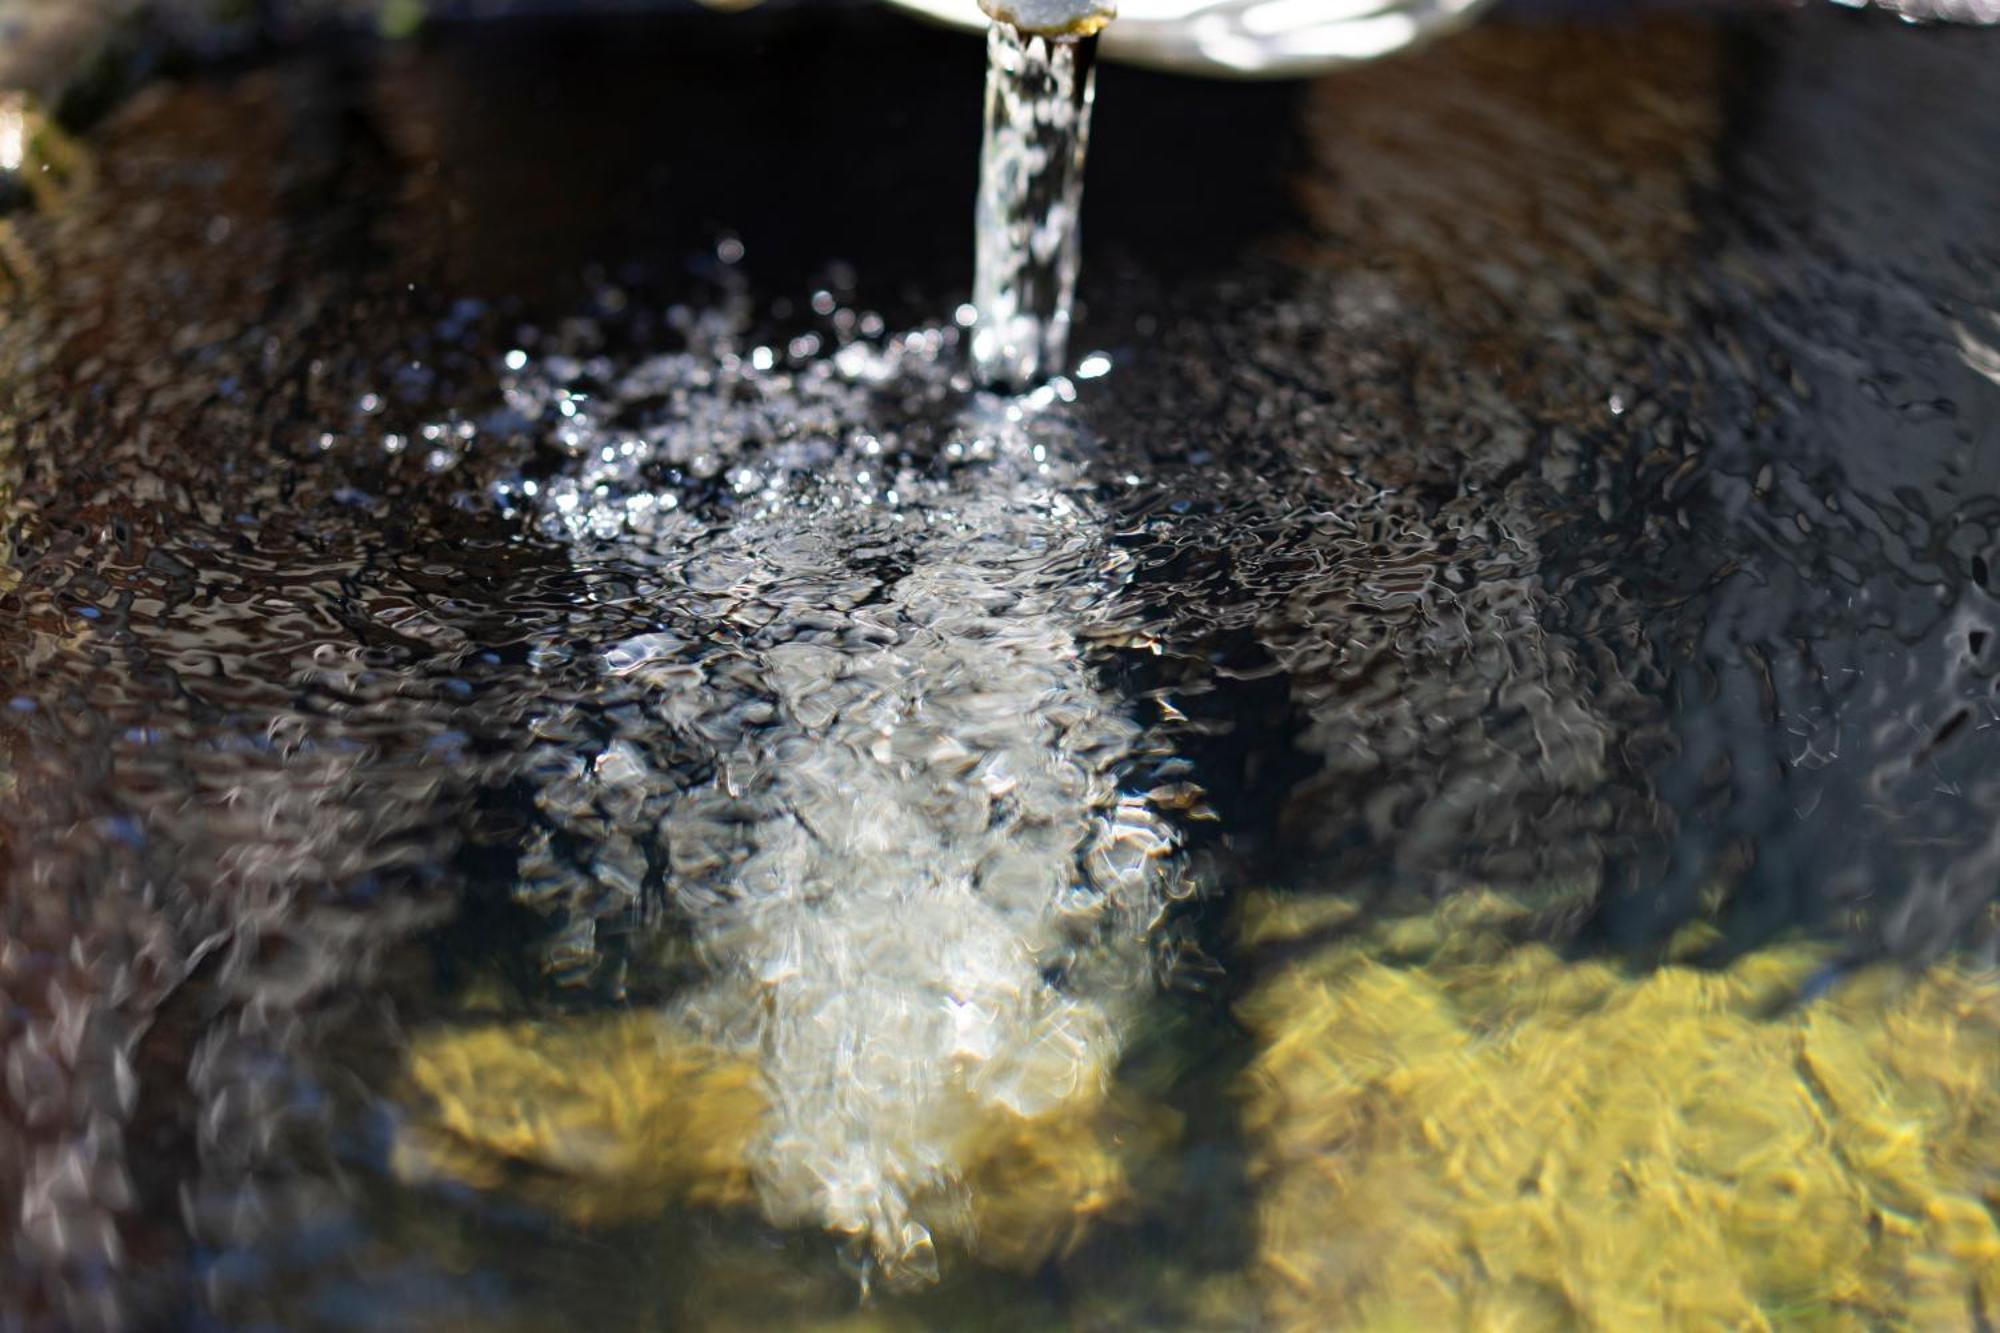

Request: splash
left=971, top=23, right=1098, bottom=391
left=461, top=286, right=1185, bottom=1283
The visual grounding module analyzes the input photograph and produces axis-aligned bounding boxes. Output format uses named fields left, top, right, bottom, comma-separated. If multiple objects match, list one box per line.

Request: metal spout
left=976, top=0, right=1118, bottom=37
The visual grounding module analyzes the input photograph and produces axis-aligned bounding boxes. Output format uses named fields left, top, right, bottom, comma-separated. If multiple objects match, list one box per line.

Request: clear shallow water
left=0, top=6, right=1998, bottom=1330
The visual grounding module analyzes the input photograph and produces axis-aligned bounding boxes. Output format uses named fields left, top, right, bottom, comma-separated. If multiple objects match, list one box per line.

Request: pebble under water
left=1, top=6, right=1998, bottom=1330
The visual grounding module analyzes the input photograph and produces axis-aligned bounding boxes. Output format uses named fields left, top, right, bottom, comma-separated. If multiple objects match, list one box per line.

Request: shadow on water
left=0, top=2, right=1997, bottom=1329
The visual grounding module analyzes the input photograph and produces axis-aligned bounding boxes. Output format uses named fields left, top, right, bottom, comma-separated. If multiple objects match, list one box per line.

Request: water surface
left=1, top=6, right=1998, bottom=1329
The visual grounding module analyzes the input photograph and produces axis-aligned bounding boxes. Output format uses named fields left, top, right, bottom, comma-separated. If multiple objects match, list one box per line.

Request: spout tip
left=977, top=0, right=1116, bottom=38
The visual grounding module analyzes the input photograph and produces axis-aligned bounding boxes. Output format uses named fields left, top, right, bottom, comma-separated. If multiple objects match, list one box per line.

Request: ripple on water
left=0, top=6, right=1998, bottom=1331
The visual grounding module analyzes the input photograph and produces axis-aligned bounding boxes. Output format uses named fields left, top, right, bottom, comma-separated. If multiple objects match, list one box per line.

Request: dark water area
left=1, top=4, right=1997, bottom=1329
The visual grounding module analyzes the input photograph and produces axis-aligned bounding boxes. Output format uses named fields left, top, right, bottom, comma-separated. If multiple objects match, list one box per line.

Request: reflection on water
left=0, top=5, right=1997, bottom=1330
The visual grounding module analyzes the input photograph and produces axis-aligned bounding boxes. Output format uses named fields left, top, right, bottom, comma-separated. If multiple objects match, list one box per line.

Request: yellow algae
left=957, top=1090, right=1175, bottom=1272
left=392, top=1011, right=764, bottom=1224
left=1239, top=892, right=2000, bottom=1331
left=1239, top=889, right=1367, bottom=949
left=391, top=1008, right=1154, bottom=1272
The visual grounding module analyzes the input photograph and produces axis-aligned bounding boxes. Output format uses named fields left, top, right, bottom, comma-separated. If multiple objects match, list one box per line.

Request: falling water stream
left=971, top=23, right=1099, bottom=390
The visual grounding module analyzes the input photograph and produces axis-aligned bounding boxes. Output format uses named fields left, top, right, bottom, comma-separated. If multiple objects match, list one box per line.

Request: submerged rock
left=1240, top=892, right=2000, bottom=1329
left=391, top=1009, right=1167, bottom=1280
left=394, top=1014, right=763, bottom=1225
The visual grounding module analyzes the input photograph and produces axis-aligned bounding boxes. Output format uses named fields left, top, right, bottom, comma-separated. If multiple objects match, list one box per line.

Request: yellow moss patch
left=392, top=1012, right=764, bottom=1225
left=958, top=1089, right=1178, bottom=1272
left=1239, top=894, right=2000, bottom=1331
left=391, top=1009, right=1158, bottom=1271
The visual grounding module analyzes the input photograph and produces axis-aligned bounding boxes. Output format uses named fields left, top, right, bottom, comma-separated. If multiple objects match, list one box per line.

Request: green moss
left=377, top=0, right=428, bottom=41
